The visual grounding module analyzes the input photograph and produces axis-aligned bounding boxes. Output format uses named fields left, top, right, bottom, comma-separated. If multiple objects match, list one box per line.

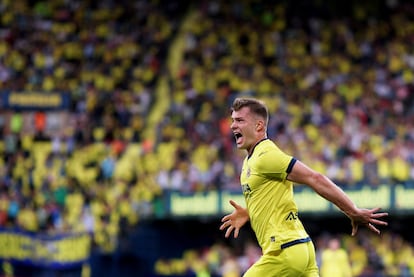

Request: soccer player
left=219, top=97, right=388, bottom=277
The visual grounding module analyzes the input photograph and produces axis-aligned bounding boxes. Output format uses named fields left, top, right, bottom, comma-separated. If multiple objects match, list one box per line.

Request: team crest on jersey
left=246, top=167, right=251, bottom=178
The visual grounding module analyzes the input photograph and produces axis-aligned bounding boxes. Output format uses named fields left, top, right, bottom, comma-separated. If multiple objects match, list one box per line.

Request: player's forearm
left=311, top=173, right=358, bottom=217
left=288, top=160, right=359, bottom=217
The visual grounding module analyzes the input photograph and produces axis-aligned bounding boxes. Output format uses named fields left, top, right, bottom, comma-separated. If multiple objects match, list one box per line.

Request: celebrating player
left=220, top=97, right=388, bottom=276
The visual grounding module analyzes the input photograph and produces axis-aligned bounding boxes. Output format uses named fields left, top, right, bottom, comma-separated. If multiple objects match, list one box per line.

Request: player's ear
left=256, top=120, right=264, bottom=131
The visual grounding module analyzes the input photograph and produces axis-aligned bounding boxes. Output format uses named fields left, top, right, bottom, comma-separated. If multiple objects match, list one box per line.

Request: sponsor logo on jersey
left=285, top=211, right=298, bottom=221
left=242, top=183, right=252, bottom=197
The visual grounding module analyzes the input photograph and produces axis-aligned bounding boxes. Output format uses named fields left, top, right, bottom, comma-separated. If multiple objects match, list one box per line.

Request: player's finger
left=229, top=200, right=240, bottom=209
left=219, top=220, right=230, bottom=230
left=225, top=225, right=234, bottom=238
left=234, top=227, right=240, bottom=238
left=351, top=224, right=358, bottom=236
left=368, top=223, right=380, bottom=235
left=221, top=215, right=231, bottom=222
left=371, top=212, right=388, bottom=219
left=369, top=207, right=387, bottom=213
left=370, top=218, right=388, bottom=226
left=370, top=208, right=389, bottom=218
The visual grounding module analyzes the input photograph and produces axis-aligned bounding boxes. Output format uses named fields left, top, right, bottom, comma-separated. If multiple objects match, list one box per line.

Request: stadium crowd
left=0, top=0, right=414, bottom=276
left=0, top=0, right=187, bottom=255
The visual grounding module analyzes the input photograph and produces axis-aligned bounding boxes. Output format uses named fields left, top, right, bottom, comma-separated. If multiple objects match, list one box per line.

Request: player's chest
left=240, top=163, right=265, bottom=192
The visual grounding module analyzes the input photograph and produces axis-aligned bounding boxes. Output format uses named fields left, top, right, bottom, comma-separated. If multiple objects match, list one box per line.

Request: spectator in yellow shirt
left=320, top=237, right=352, bottom=277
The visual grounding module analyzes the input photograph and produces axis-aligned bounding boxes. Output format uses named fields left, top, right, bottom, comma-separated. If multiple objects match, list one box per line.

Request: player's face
left=231, top=106, right=259, bottom=152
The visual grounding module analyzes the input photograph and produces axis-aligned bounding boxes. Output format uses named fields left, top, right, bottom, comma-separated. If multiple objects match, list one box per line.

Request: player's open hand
left=220, top=200, right=250, bottom=238
left=350, top=207, right=388, bottom=236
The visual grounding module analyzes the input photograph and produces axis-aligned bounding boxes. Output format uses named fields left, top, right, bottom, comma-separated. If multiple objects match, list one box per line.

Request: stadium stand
left=1, top=0, right=414, bottom=276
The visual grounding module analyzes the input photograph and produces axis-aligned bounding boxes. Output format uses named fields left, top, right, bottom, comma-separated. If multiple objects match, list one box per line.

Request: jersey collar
left=247, top=138, right=269, bottom=159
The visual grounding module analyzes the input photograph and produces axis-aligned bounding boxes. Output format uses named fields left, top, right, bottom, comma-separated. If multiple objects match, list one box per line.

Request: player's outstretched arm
left=287, top=160, right=388, bottom=236
left=220, top=200, right=250, bottom=238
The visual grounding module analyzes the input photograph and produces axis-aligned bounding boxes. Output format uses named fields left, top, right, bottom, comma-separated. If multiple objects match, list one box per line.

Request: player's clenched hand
left=220, top=200, right=250, bottom=238
left=350, top=207, right=388, bottom=236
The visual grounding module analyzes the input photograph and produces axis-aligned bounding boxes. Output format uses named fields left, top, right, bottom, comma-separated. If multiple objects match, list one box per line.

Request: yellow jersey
left=240, top=139, right=310, bottom=254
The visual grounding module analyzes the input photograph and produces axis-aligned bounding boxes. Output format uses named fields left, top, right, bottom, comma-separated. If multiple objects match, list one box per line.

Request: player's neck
left=247, top=136, right=268, bottom=157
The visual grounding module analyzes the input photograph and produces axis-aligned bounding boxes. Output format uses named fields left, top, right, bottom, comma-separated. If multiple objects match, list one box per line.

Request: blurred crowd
left=0, top=0, right=414, bottom=274
left=0, top=0, right=188, bottom=252
left=154, top=230, right=414, bottom=277
left=158, top=0, right=414, bottom=192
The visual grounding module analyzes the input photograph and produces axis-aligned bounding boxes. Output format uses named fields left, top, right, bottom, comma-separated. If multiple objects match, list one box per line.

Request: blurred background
left=0, top=0, right=414, bottom=276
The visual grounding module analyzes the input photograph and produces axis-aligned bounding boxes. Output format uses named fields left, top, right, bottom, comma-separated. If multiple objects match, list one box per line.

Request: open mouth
left=234, top=132, right=243, bottom=144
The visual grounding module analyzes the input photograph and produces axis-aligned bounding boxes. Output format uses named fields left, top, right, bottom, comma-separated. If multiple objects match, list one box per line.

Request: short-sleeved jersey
left=240, top=138, right=309, bottom=254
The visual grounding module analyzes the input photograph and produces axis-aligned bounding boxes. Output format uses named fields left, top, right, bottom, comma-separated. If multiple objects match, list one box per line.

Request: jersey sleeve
left=256, top=147, right=296, bottom=181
